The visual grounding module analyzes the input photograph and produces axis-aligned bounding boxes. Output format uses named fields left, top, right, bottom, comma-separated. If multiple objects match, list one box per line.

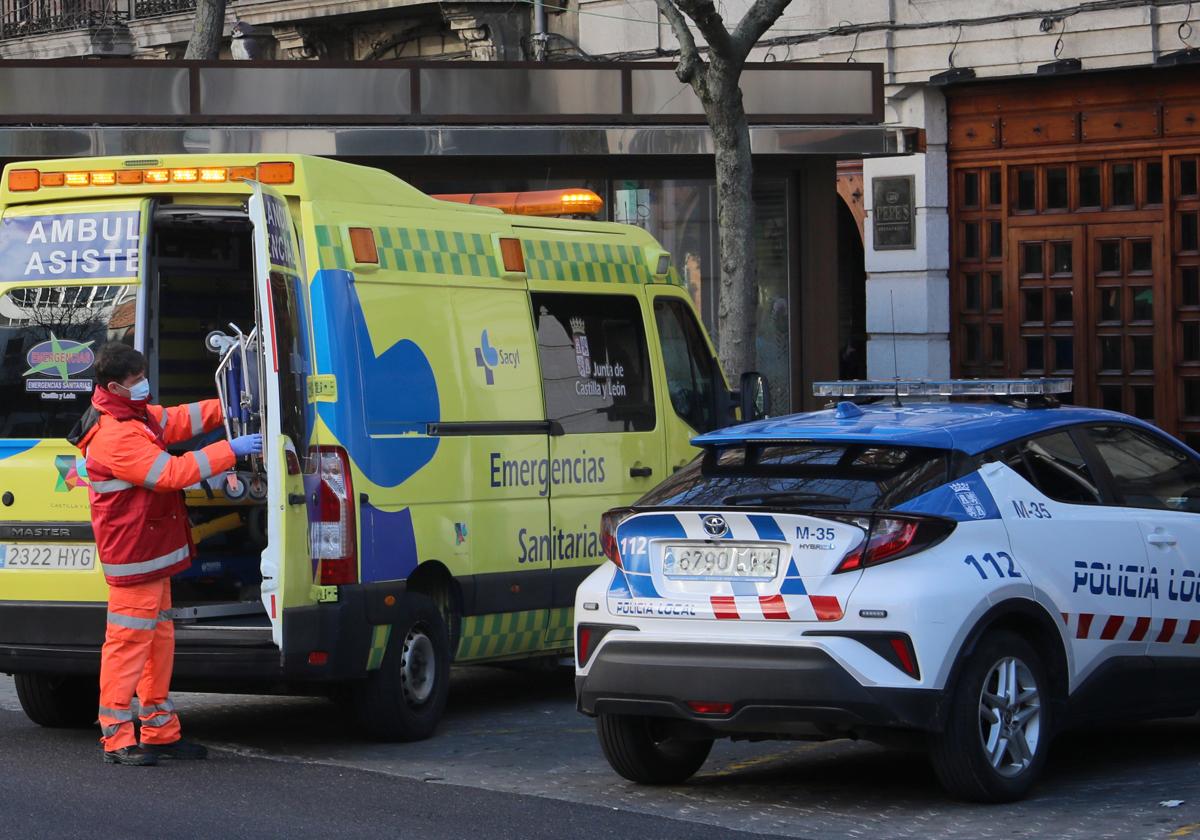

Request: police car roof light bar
left=813, top=378, right=1073, bottom=398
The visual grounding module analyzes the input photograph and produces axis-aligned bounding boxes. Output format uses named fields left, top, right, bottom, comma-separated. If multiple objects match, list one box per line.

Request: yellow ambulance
left=0, top=155, right=758, bottom=740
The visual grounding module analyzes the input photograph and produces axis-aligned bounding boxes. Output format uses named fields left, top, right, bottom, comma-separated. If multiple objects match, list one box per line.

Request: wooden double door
left=1009, top=222, right=1164, bottom=421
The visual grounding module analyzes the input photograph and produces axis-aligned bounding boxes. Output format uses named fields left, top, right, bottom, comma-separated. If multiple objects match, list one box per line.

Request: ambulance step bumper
left=576, top=641, right=943, bottom=735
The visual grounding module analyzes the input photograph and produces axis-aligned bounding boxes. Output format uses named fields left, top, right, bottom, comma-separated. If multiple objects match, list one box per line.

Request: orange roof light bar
left=40, top=172, right=66, bottom=188
left=144, top=169, right=170, bottom=183
left=116, top=170, right=144, bottom=185
left=65, top=171, right=90, bottom=187
left=200, top=168, right=228, bottom=183
left=8, top=169, right=40, bottom=191
left=257, top=162, right=295, bottom=184
left=171, top=168, right=200, bottom=183
left=90, top=171, right=116, bottom=186
left=433, top=188, right=604, bottom=217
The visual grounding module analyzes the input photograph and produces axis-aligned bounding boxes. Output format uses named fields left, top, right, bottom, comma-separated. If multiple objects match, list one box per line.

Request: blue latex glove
left=230, top=433, right=263, bottom=458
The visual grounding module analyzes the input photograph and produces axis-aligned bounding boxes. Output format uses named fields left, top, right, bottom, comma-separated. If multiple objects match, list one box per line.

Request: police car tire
left=351, top=594, right=451, bottom=743
left=929, top=631, right=1052, bottom=803
left=14, top=673, right=98, bottom=729
left=596, top=713, right=713, bottom=784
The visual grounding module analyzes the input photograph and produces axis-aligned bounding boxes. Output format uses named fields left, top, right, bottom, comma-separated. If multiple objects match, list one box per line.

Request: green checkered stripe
left=524, top=239, right=651, bottom=285
left=366, top=625, right=392, bottom=671
left=455, top=610, right=549, bottom=662
left=314, top=225, right=501, bottom=278
left=546, top=607, right=572, bottom=633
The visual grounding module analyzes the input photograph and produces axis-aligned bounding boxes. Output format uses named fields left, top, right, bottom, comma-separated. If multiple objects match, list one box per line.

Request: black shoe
left=104, top=746, right=159, bottom=766
left=141, top=739, right=208, bottom=760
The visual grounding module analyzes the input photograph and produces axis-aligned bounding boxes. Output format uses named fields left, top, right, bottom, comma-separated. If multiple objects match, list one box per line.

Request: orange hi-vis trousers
left=98, top=577, right=182, bottom=751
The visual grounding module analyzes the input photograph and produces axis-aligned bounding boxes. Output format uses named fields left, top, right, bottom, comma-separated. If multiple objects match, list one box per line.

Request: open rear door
left=247, top=183, right=313, bottom=648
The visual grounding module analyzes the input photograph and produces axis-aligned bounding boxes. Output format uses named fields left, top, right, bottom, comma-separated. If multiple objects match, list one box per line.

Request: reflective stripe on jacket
left=71, top=387, right=237, bottom=587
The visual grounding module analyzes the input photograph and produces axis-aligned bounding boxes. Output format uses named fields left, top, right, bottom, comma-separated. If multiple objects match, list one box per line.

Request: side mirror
left=738, top=371, right=770, bottom=421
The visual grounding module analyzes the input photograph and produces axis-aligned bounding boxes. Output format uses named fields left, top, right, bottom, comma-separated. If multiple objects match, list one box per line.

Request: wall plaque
left=872, top=175, right=915, bottom=250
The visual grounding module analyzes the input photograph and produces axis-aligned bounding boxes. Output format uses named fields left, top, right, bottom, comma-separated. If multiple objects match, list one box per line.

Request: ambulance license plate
left=662, top=544, right=780, bottom=580
left=0, top=543, right=96, bottom=570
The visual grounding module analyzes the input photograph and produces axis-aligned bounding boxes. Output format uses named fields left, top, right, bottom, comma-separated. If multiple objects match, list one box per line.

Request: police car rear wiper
left=722, top=491, right=852, bottom=506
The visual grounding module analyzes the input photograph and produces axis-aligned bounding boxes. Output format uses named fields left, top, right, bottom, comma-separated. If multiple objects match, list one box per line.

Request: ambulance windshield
left=0, top=284, right=137, bottom=438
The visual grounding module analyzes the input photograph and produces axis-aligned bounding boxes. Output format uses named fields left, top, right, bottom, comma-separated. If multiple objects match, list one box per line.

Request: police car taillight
left=600, top=508, right=634, bottom=568
left=311, top=445, right=358, bottom=586
left=834, top=515, right=955, bottom=573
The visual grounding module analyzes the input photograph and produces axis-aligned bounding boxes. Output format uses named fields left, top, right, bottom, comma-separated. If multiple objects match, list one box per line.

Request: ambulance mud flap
left=247, top=182, right=314, bottom=650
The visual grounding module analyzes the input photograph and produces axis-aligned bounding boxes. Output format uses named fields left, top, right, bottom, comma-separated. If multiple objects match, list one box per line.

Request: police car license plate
left=662, top=544, right=780, bottom=580
left=0, top=543, right=96, bottom=571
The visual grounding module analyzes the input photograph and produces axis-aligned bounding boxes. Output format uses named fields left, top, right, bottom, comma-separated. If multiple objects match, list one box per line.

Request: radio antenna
left=890, top=291, right=902, bottom=408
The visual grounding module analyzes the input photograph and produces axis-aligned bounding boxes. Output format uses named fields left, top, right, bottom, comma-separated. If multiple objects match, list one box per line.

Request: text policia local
left=19, top=216, right=140, bottom=278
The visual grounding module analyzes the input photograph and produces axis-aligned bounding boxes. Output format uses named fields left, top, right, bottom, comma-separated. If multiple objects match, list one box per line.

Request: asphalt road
left=3, top=668, right=1200, bottom=840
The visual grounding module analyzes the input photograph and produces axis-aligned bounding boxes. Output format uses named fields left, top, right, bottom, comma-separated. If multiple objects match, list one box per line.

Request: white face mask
left=113, top=377, right=150, bottom=401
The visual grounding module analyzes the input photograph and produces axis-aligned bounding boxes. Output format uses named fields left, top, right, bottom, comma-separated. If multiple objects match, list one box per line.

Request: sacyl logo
left=702, top=514, right=728, bottom=538
left=474, top=330, right=520, bottom=385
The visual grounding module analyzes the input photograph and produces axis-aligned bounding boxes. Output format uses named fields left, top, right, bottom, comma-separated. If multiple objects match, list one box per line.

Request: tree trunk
left=704, top=67, right=758, bottom=382
left=183, top=0, right=226, bottom=60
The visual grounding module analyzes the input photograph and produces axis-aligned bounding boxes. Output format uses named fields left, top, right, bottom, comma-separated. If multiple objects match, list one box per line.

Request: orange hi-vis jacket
left=69, top=387, right=237, bottom=587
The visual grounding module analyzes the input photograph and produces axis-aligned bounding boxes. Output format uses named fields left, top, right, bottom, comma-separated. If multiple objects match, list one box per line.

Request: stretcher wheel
left=223, top=472, right=248, bottom=501
left=248, top=475, right=268, bottom=501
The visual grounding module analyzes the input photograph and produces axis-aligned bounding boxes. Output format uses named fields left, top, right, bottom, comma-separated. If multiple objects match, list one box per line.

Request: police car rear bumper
left=576, top=640, right=943, bottom=735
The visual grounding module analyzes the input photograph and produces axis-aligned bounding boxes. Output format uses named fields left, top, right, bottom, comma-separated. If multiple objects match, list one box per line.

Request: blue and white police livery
left=575, top=379, right=1200, bottom=802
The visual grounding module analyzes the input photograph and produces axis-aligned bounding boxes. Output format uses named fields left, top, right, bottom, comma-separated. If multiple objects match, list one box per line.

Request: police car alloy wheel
left=929, top=631, right=1052, bottom=803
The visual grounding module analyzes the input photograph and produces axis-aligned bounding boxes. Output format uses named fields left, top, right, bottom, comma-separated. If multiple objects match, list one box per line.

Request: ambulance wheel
left=596, top=713, right=713, bottom=784
left=929, top=631, right=1051, bottom=803
left=351, top=593, right=450, bottom=742
left=14, top=673, right=98, bottom=729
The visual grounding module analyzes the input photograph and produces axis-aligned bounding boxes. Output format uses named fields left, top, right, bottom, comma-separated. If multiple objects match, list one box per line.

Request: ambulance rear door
left=247, top=183, right=313, bottom=648
left=0, top=198, right=148, bottom=609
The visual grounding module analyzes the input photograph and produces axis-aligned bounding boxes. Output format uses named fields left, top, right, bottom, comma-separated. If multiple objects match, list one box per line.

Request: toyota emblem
left=702, top=514, right=729, bottom=537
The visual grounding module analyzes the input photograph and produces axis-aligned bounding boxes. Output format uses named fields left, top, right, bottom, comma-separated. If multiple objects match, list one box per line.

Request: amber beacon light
left=432, top=188, right=604, bottom=217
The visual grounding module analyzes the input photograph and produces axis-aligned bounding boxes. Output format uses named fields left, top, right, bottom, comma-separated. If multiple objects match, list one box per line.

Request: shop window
left=1186, top=379, right=1200, bottom=417
left=987, top=170, right=1002, bottom=208
left=990, top=324, right=1005, bottom=362
left=1181, top=212, right=1199, bottom=253
left=1099, top=240, right=1121, bottom=274
left=1052, top=289, right=1073, bottom=323
left=1021, top=242, right=1043, bottom=276
left=1053, top=336, right=1074, bottom=371
left=1184, top=322, right=1200, bottom=363
left=1146, top=161, right=1164, bottom=206
left=988, top=272, right=1004, bottom=311
left=961, top=171, right=980, bottom=208
left=1046, top=167, right=1068, bottom=210
left=1099, top=288, right=1121, bottom=323
left=1183, top=266, right=1200, bottom=307
left=1132, top=335, right=1154, bottom=371
left=1131, top=240, right=1153, bottom=273
left=962, top=222, right=980, bottom=260
left=1181, top=159, right=1198, bottom=198
left=987, top=221, right=1003, bottom=260
left=1015, top=169, right=1036, bottom=212
left=964, top=272, right=981, bottom=311
left=1024, top=289, right=1044, bottom=323
left=1052, top=242, right=1072, bottom=274
left=1101, top=385, right=1123, bottom=412
left=1130, top=287, right=1153, bottom=322
left=1079, top=165, right=1102, bottom=208
left=1025, top=337, right=1045, bottom=371
left=1100, top=336, right=1122, bottom=371
left=1111, top=163, right=1135, bottom=208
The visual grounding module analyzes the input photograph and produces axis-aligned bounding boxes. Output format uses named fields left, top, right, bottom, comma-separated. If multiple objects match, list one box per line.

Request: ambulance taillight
left=311, top=445, right=358, bottom=586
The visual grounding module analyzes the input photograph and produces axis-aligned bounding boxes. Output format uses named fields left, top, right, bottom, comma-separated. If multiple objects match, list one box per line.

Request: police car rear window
left=0, top=284, right=136, bottom=438
left=638, top=442, right=951, bottom=511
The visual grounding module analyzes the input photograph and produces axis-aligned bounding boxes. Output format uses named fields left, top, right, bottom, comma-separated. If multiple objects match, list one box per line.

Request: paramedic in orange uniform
left=69, top=342, right=262, bottom=766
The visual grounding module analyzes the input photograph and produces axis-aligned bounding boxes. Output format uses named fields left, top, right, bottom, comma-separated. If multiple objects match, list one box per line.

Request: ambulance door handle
left=287, top=493, right=306, bottom=506
left=630, top=466, right=653, bottom=478
left=1147, top=532, right=1177, bottom=547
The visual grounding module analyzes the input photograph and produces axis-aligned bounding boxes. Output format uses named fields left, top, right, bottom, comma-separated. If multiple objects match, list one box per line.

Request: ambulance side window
left=267, top=271, right=310, bottom=459
left=653, top=299, right=720, bottom=432
left=531, top=293, right=655, bottom=434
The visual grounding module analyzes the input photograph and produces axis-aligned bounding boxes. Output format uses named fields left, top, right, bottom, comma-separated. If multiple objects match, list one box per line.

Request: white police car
left=575, top=379, right=1200, bottom=802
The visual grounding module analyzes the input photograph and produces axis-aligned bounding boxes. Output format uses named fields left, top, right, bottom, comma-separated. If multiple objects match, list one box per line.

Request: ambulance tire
left=596, top=713, right=713, bottom=784
left=351, top=594, right=450, bottom=742
left=14, top=673, right=98, bottom=729
left=929, top=631, right=1052, bottom=803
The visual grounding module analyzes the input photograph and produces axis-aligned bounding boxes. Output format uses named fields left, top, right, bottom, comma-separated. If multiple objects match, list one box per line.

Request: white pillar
left=863, top=86, right=950, bottom=380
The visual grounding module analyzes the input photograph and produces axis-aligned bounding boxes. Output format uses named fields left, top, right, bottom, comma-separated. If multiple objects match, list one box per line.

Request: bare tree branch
left=651, top=0, right=707, bottom=89
left=672, top=0, right=735, bottom=63
left=731, top=0, right=792, bottom=59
